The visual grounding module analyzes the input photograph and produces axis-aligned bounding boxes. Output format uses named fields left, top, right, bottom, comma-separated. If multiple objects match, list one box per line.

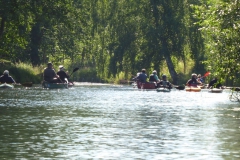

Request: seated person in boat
left=136, top=69, right=147, bottom=83
left=43, top=62, right=59, bottom=83
left=158, top=74, right=172, bottom=89
left=132, top=72, right=140, bottom=81
left=57, top=65, right=69, bottom=83
left=149, top=70, right=160, bottom=86
left=208, top=77, right=223, bottom=89
left=197, top=74, right=204, bottom=83
left=0, top=70, right=16, bottom=84
left=186, top=73, right=202, bottom=87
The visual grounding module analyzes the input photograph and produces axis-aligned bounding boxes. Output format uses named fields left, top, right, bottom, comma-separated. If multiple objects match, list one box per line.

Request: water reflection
left=0, top=86, right=239, bottom=159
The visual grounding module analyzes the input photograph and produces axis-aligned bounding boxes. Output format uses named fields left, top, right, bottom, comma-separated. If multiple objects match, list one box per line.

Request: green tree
left=195, top=0, right=240, bottom=84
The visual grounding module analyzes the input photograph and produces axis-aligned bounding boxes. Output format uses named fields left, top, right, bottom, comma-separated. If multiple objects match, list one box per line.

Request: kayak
left=208, top=88, right=223, bottom=93
left=136, top=81, right=156, bottom=89
left=156, top=88, right=171, bottom=92
left=42, top=81, right=69, bottom=89
left=0, top=83, right=14, bottom=89
left=185, top=86, right=201, bottom=92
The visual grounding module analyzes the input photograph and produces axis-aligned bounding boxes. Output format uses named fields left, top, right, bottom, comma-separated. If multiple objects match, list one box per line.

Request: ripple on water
left=0, top=86, right=239, bottom=159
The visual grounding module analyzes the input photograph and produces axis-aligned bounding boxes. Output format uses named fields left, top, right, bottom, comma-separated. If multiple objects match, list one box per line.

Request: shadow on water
left=0, top=86, right=240, bottom=159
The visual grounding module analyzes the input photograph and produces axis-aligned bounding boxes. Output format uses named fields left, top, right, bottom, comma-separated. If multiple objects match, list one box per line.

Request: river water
left=0, top=84, right=240, bottom=159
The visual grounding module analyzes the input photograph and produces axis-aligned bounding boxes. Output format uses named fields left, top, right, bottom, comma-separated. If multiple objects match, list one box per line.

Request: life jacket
left=0, top=75, right=15, bottom=83
left=137, top=73, right=147, bottom=83
left=161, top=81, right=168, bottom=87
left=187, top=78, right=198, bottom=86
left=149, top=74, right=156, bottom=82
left=159, top=80, right=172, bottom=89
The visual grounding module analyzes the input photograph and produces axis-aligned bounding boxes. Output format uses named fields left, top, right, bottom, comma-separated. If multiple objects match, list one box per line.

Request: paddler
left=0, top=70, right=16, bottom=84
left=158, top=74, right=172, bottom=89
left=186, top=73, right=202, bottom=87
left=208, top=77, right=223, bottom=89
left=57, top=65, right=69, bottom=83
left=43, top=62, right=59, bottom=83
left=149, top=70, right=160, bottom=87
left=137, top=68, right=148, bottom=83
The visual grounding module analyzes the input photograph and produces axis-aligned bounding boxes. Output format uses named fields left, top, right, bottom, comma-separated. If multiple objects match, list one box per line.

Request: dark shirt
left=137, top=72, right=147, bottom=83
left=186, top=78, right=198, bottom=86
left=209, top=79, right=222, bottom=88
left=159, top=80, right=172, bottom=89
left=43, top=67, right=57, bottom=82
left=149, top=74, right=157, bottom=82
left=57, top=70, right=69, bottom=82
left=0, top=75, right=16, bottom=83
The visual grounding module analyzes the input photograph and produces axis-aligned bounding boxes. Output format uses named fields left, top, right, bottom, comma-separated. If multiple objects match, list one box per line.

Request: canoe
left=208, top=88, right=223, bottom=93
left=136, top=81, right=156, bottom=89
left=185, top=86, right=201, bottom=92
left=156, top=88, right=171, bottom=92
left=42, top=81, right=68, bottom=89
left=0, top=83, right=14, bottom=89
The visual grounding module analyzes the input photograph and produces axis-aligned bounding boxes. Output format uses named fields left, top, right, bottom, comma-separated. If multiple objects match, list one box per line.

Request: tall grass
left=0, top=61, right=42, bottom=83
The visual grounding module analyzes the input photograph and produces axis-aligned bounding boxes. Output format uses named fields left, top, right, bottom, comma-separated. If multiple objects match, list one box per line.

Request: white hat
left=3, top=70, right=9, bottom=75
left=59, top=65, right=64, bottom=70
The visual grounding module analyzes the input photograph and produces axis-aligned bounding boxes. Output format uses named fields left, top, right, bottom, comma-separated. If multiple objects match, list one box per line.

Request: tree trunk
left=162, top=40, right=178, bottom=84
left=29, top=22, right=41, bottom=66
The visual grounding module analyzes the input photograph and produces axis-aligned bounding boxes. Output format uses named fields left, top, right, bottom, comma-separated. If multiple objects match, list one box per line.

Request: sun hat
left=3, top=70, right=9, bottom=75
left=59, top=65, right=64, bottom=70
left=191, top=73, right=197, bottom=78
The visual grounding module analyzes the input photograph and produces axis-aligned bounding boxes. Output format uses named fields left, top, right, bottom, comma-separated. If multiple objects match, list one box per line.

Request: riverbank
left=0, top=60, right=42, bottom=83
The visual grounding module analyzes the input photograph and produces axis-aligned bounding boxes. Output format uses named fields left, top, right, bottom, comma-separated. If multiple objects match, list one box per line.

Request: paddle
left=203, top=71, right=211, bottom=77
left=173, top=84, right=185, bottom=90
left=56, top=76, right=68, bottom=89
left=69, top=67, right=79, bottom=77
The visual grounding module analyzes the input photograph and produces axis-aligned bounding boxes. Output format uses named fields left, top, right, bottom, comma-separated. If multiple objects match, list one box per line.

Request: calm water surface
left=0, top=84, right=240, bottom=159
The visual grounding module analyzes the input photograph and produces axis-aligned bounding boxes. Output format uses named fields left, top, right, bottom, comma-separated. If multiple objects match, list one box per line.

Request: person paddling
left=186, top=73, right=202, bottom=87
left=137, top=69, right=148, bottom=83
left=43, top=62, right=59, bottom=83
left=0, top=70, right=16, bottom=84
left=57, top=65, right=69, bottom=83
left=149, top=70, right=160, bottom=87
left=208, top=77, right=223, bottom=89
left=158, top=74, right=172, bottom=89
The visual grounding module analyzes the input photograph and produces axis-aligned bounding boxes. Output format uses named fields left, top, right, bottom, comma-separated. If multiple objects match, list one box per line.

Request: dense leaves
left=0, top=0, right=239, bottom=84
left=194, top=0, right=240, bottom=84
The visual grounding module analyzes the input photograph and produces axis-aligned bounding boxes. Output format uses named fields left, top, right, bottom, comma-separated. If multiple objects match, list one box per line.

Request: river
left=0, top=84, right=240, bottom=159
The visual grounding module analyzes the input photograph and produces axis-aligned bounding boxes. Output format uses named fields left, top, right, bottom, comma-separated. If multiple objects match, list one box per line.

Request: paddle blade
left=73, top=67, right=79, bottom=73
left=203, top=71, right=211, bottom=77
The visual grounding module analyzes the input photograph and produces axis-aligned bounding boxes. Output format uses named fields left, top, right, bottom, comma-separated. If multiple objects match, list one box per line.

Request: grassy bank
left=1, top=59, right=237, bottom=86
left=0, top=60, right=104, bottom=84
left=0, top=60, right=42, bottom=84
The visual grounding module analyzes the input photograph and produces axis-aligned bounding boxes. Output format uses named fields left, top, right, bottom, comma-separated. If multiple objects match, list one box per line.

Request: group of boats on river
left=0, top=63, right=79, bottom=90
left=0, top=65, right=238, bottom=93
left=132, top=80, right=224, bottom=93
left=131, top=69, right=230, bottom=93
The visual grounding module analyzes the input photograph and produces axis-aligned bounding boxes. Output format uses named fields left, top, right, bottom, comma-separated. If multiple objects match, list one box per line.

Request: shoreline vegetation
left=0, top=60, right=238, bottom=87
left=1, top=1, right=239, bottom=87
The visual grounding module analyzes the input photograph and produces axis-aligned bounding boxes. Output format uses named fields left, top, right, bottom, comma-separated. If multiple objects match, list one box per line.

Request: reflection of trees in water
left=229, top=89, right=240, bottom=102
left=216, top=104, right=240, bottom=158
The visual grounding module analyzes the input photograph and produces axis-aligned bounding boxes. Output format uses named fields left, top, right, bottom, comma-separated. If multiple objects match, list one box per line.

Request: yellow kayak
left=185, top=86, right=201, bottom=92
